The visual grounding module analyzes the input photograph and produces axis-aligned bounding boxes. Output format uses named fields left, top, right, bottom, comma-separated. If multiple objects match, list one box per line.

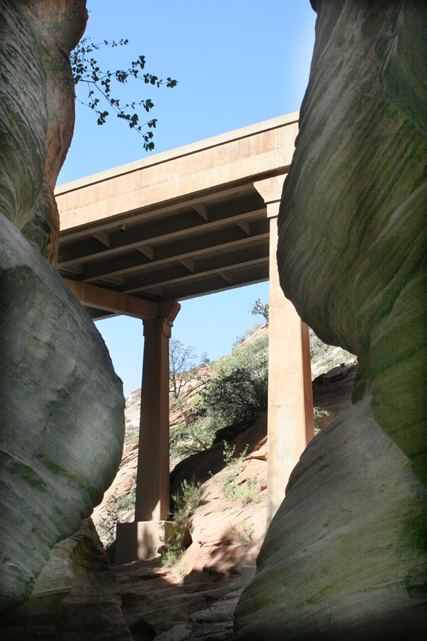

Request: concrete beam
left=64, top=279, right=158, bottom=320
left=91, top=230, right=110, bottom=247
left=254, top=175, right=287, bottom=206
left=80, top=219, right=270, bottom=283
left=58, top=198, right=265, bottom=267
left=135, top=317, right=172, bottom=521
left=192, top=203, right=209, bottom=221
left=218, top=270, right=234, bottom=284
left=138, top=244, right=155, bottom=260
left=237, top=220, right=251, bottom=235
left=179, top=257, right=196, bottom=272
left=162, top=263, right=269, bottom=301
left=124, top=244, right=269, bottom=293
left=56, top=113, right=299, bottom=197
left=58, top=184, right=255, bottom=243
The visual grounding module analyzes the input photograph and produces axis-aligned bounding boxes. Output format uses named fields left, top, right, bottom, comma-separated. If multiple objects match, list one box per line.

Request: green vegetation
left=313, top=407, right=331, bottom=434
left=219, top=442, right=262, bottom=506
left=169, top=333, right=268, bottom=461
left=250, top=298, right=269, bottom=324
left=125, top=422, right=139, bottom=445
left=151, top=619, right=175, bottom=633
left=226, top=518, right=253, bottom=545
left=116, top=487, right=136, bottom=511
left=193, top=334, right=268, bottom=428
left=170, top=418, right=218, bottom=459
left=309, top=328, right=355, bottom=369
left=161, top=479, right=200, bottom=569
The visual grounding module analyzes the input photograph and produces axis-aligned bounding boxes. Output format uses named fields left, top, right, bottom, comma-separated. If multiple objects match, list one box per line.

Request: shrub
left=116, top=487, right=136, bottom=511
left=170, top=418, right=218, bottom=459
left=193, top=335, right=268, bottom=429
left=161, top=479, right=200, bottom=568
left=219, top=442, right=262, bottom=506
left=226, top=518, right=253, bottom=545
left=126, top=422, right=139, bottom=445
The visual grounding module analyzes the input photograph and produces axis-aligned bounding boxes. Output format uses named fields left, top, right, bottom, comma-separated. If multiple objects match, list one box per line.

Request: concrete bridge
left=56, top=112, right=314, bottom=561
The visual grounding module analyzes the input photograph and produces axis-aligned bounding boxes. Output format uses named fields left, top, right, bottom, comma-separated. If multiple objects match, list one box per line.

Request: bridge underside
left=55, top=113, right=314, bottom=562
left=56, top=114, right=299, bottom=319
left=59, top=183, right=270, bottom=318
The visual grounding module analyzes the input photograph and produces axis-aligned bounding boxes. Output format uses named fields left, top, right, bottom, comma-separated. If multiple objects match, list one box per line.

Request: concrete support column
left=254, top=177, right=314, bottom=526
left=115, top=301, right=180, bottom=563
left=135, top=317, right=172, bottom=522
left=267, top=212, right=314, bottom=524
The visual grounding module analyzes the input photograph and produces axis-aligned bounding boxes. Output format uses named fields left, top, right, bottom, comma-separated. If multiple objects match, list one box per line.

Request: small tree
left=169, top=339, right=197, bottom=400
left=200, top=352, right=210, bottom=365
left=192, top=335, right=269, bottom=428
left=250, top=299, right=269, bottom=324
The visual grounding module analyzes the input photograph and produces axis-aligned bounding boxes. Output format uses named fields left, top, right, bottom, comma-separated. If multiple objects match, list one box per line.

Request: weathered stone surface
left=0, top=0, right=127, bottom=629
left=0, top=1, right=87, bottom=264
left=184, top=590, right=240, bottom=641
left=22, top=0, right=88, bottom=189
left=0, top=213, right=125, bottom=614
left=21, top=181, right=59, bottom=263
left=115, top=556, right=240, bottom=639
left=22, top=0, right=88, bottom=265
left=0, top=519, right=133, bottom=640
left=234, top=397, right=427, bottom=639
left=151, top=590, right=240, bottom=641
left=0, top=1, right=47, bottom=231
left=234, top=1, right=427, bottom=638
left=278, top=0, right=427, bottom=485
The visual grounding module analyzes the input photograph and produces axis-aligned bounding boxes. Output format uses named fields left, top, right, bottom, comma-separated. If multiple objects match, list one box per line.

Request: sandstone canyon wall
left=0, top=0, right=126, bottom=617
left=234, top=1, right=427, bottom=639
left=0, top=0, right=87, bottom=265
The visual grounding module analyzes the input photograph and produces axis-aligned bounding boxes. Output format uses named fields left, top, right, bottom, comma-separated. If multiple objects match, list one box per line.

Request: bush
left=116, top=487, right=136, bottom=511
left=170, top=418, right=218, bottom=459
left=219, top=442, right=262, bottom=505
left=226, top=518, right=253, bottom=545
left=161, top=479, right=200, bottom=568
left=168, top=335, right=268, bottom=462
left=193, top=335, right=268, bottom=429
left=199, top=367, right=267, bottom=425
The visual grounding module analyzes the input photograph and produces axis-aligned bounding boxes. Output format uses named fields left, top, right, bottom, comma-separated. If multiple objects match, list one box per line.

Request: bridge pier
left=254, top=177, right=314, bottom=524
left=115, top=303, right=180, bottom=564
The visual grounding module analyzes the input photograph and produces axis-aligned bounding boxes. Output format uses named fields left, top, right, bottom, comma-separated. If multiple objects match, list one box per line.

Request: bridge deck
left=56, top=113, right=298, bottom=319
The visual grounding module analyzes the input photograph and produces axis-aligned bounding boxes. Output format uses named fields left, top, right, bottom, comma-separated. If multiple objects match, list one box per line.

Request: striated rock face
left=0, top=213, right=125, bottom=614
left=235, top=1, right=427, bottom=638
left=0, top=0, right=127, bottom=630
left=0, top=1, right=47, bottom=232
left=0, top=1, right=88, bottom=265
left=22, top=0, right=88, bottom=189
left=278, top=0, right=427, bottom=484
left=22, top=0, right=88, bottom=265
left=234, top=397, right=427, bottom=639
left=0, top=519, right=133, bottom=641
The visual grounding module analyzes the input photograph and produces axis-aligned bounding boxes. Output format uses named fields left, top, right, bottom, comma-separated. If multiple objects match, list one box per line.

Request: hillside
left=93, top=325, right=355, bottom=546
left=89, top=327, right=356, bottom=639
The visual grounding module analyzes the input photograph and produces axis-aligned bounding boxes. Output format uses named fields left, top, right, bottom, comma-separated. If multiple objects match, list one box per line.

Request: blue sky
left=58, top=0, right=317, bottom=397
